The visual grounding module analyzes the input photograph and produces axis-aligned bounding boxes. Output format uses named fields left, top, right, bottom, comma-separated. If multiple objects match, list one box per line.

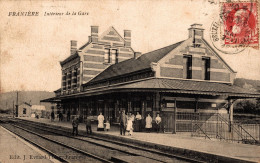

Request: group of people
left=71, top=112, right=110, bottom=136
left=70, top=110, right=162, bottom=136
left=119, top=110, right=162, bottom=136
left=50, top=111, right=67, bottom=122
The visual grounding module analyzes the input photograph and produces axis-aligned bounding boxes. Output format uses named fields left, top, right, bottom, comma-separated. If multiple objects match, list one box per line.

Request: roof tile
left=88, top=40, right=184, bottom=84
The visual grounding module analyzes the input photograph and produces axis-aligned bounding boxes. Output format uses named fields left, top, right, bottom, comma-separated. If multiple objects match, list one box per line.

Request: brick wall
left=81, top=27, right=134, bottom=84
left=159, top=39, right=232, bottom=83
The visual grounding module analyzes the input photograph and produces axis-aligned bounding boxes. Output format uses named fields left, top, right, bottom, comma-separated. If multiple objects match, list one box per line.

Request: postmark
left=210, top=19, right=245, bottom=54
left=220, top=1, right=259, bottom=48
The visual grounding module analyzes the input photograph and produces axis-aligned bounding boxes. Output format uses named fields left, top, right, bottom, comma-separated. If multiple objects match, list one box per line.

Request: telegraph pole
left=13, top=101, right=14, bottom=118
left=15, top=91, right=18, bottom=117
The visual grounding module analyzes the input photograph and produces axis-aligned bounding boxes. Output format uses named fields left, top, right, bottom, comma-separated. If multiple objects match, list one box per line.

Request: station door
left=161, top=111, right=175, bottom=133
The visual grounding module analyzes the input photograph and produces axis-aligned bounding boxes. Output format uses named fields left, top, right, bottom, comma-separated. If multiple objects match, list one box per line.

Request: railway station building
left=42, top=24, right=260, bottom=133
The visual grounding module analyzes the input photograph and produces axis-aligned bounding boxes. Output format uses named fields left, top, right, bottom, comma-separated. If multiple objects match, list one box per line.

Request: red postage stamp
left=221, top=1, right=259, bottom=48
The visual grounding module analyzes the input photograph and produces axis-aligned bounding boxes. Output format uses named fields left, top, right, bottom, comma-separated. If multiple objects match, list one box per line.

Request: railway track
left=1, top=118, right=205, bottom=163
left=0, top=122, right=109, bottom=163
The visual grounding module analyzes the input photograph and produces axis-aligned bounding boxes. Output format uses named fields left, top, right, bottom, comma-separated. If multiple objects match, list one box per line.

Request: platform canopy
left=56, top=78, right=260, bottom=100
left=40, top=96, right=61, bottom=103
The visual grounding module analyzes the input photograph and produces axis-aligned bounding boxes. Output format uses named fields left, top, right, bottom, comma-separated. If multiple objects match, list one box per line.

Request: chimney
left=188, top=24, right=204, bottom=39
left=70, top=40, right=77, bottom=55
left=91, top=26, right=99, bottom=42
left=124, top=30, right=131, bottom=47
left=134, top=52, right=142, bottom=59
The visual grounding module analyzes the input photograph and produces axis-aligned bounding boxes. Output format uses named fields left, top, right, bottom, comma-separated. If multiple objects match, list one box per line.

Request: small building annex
left=17, top=103, right=32, bottom=117
left=42, top=24, right=260, bottom=133
left=17, top=103, right=46, bottom=118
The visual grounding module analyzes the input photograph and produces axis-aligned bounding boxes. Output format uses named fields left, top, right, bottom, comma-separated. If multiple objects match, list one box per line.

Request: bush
left=234, top=99, right=260, bottom=115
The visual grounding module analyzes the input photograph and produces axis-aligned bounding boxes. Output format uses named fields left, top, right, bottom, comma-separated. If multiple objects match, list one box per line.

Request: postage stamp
left=220, top=1, right=259, bottom=48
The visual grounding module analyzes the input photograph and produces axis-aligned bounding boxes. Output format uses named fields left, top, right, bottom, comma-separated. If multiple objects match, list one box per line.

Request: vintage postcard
left=1, top=0, right=260, bottom=163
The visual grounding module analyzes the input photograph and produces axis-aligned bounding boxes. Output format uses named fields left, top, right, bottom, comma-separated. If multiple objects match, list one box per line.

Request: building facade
left=18, top=103, right=32, bottom=117
left=42, top=24, right=260, bottom=133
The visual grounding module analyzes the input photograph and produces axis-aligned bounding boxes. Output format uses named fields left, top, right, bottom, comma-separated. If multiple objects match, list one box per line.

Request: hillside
left=234, top=78, right=260, bottom=92
left=0, top=91, right=55, bottom=111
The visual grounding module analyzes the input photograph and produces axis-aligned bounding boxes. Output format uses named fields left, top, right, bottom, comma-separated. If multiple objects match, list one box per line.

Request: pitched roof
left=115, top=78, right=260, bottom=97
left=54, top=88, right=61, bottom=93
left=57, top=78, right=260, bottom=99
left=88, top=40, right=184, bottom=84
left=79, top=26, right=125, bottom=50
left=79, top=42, right=91, bottom=50
left=60, top=52, right=79, bottom=65
left=31, top=105, right=46, bottom=110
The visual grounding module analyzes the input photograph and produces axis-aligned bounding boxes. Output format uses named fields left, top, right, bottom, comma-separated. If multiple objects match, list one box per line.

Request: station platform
left=17, top=117, right=260, bottom=163
left=0, top=125, right=57, bottom=163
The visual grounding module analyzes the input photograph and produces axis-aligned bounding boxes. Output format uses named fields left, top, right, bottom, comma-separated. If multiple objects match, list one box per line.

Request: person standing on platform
left=145, top=113, right=152, bottom=132
left=51, top=111, right=55, bottom=122
left=130, top=113, right=135, bottom=135
left=104, top=119, right=110, bottom=132
left=97, top=112, right=104, bottom=131
left=67, top=110, right=70, bottom=121
left=72, top=117, right=79, bottom=136
left=85, top=116, right=92, bottom=135
left=155, top=113, right=162, bottom=133
left=59, top=112, right=63, bottom=122
left=119, top=109, right=127, bottom=136
left=126, top=112, right=134, bottom=136
left=135, top=112, right=142, bottom=132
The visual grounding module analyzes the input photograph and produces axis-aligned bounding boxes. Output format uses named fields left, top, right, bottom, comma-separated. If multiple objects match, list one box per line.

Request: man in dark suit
left=72, top=117, right=79, bottom=136
left=119, top=109, right=127, bottom=136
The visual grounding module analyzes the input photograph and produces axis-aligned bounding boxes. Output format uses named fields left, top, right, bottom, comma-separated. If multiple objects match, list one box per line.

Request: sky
left=0, top=0, right=260, bottom=93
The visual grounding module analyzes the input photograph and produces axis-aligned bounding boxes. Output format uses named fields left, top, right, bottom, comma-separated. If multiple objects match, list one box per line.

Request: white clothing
left=126, top=118, right=133, bottom=131
left=155, top=116, right=162, bottom=124
left=136, top=114, right=142, bottom=120
left=105, top=122, right=110, bottom=130
left=145, top=115, right=152, bottom=128
left=97, top=114, right=104, bottom=128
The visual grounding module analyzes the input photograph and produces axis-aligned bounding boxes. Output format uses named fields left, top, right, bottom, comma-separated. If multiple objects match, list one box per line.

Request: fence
left=175, top=112, right=259, bottom=144
left=239, top=123, right=260, bottom=142
left=191, top=113, right=259, bottom=144
left=176, top=112, right=224, bottom=132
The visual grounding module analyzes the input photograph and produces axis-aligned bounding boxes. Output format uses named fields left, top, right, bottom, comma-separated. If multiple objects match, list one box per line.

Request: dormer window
left=183, top=55, right=192, bottom=79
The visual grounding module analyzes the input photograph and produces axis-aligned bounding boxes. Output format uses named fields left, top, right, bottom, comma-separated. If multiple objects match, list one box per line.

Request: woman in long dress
left=135, top=112, right=142, bottom=132
left=145, top=113, right=152, bottom=132
left=97, top=112, right=104, bottom=131
left=126, top=113, right=134, bottom=135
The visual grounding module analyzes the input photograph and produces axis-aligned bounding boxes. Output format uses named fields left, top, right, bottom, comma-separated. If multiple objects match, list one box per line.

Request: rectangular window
left=23, top=108, right=26, bottom=114
left=67, top=71, right=71, bottom=89
left=183, top=55, right=192, bottom=79
left=74, top=69, right=78, bottom=87
left=111, top=49, right=118, bottom=64
left=115, top=50, right=118, bottom=63
left=202, top=57, right=210, bottom=80
left=63, top=72, right=67, bottom=89
left=104, top=49, right=110, bottom=63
